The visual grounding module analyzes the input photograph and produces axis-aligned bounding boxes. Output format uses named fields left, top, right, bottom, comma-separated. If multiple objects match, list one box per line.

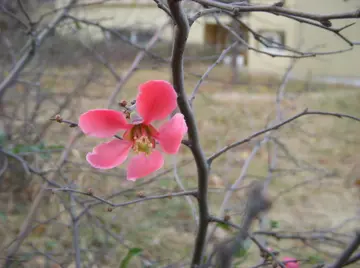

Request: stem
left=167, top=0, right=210, bottom=266
left=70, top=194, right=81, bottom=268
left=330, top=230, right=360, bottom=268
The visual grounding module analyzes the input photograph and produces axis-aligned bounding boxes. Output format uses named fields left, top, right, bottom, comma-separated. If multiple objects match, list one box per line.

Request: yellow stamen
left=132, top=135, right=153, bottom=155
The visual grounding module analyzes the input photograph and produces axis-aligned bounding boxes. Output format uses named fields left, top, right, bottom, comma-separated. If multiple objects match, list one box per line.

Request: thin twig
left=50, top=188, right=197, bottom=208
left=192, top=0, right=360, bottom=22
left=70, top=194, right=81, bottom=268
left=208, top=109, right=360, bottom=164
left=0, top=0, right=78, bottom=100
left=3, top=130, right=82, bottom=267
left=173, top=155, right=199, bottom=226
left=189, top=41, right=239, bottom=105
left=106, top=21, right=170, bottom=108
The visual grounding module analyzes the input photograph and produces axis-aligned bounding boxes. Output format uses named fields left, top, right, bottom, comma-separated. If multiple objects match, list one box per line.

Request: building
left=54, top=0, right=360, bottom=84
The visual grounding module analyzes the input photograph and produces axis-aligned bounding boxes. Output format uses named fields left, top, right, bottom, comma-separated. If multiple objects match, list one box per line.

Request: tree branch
left=208, top=109, right=360, bottom=165
left=192, top=0, right=360, bottom=23
left=329, top=230, right=360, bottom=268
left=49, top=188, right=197, bottom=209
left=166, top=0, right=210, bottom=266
left=0, top=0, right=78, bottom=101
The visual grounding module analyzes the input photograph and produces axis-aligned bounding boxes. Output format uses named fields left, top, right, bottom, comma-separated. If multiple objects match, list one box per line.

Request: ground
left=1, top=62, right=359, bottom=267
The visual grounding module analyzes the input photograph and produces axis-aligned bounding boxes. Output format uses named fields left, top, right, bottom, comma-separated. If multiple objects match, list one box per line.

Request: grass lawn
left=1, top=62, right=359, bottom=267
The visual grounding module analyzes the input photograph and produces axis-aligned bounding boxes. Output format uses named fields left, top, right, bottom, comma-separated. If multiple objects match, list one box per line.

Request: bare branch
left=0, top=0, right=78, bottom=100
left=189, top=41, right=239, bottom=105
left=192, top=0, right=360, bottom=23
left=329, top=230, right=360, bottom=268
left=2, top=130, right=82, bottom=267
left=49, top=187, right=197, bottom=208
left=208, top=109, right=360, bottom=165
left=167, top=0, right=210, bottom=266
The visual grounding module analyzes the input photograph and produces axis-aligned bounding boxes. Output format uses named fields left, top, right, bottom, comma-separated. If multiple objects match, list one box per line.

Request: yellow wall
left=291, top=0, right=360, bottom=80
left=55, top=0, right=360, bottom=81
left=247, top=13, right=297, bottom=76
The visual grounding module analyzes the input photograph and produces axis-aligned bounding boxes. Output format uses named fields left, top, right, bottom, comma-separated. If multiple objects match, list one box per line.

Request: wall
left=291, top=0, right=360, bottom=81
left=55, top=0, right=205, bottom=44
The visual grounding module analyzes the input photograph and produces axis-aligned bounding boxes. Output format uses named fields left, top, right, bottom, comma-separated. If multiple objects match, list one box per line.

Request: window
left=105, top=28, right=155, bottom=45
left=258, top=30, right=285, bottom=54
left=135, top=29, right=155, bottom=44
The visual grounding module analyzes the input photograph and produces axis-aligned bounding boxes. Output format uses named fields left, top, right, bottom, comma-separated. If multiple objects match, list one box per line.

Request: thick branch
left=167, top=0, right=210, bottom=266
left=330, top=230, right=360, bottom=268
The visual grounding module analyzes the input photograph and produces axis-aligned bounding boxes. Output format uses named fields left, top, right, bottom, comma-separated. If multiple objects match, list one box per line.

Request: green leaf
left=308, top=254, right=323, bottom=264
left=45, top=145, right=65, bottom=150
left=270, top=220, right=279, bottom=229
left=120, top=248, right=142, bottom=268
left=45, top=240, right=57, bottom=251
left=216, top=222, right=231, bottom=232
left=74, top=21, right=82, bottom=30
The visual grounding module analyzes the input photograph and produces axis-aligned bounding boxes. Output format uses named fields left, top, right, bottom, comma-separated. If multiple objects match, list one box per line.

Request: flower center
left=133, top=135, right=154, bottom=154
left=127, top=124, right=156, bottom=155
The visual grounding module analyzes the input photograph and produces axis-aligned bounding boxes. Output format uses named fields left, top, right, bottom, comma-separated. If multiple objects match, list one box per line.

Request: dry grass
left=1, top=63, right=360, bottom=267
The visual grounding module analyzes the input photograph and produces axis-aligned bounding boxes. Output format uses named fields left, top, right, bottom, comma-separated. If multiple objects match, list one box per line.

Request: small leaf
left=74, top=21, right=82, bottom=30
left=216, top=222, right=231, bottom=231
left=120, top=248, right=143, bottom=268
left=308, top=254, right=323, bottom=264
left=45, top=240, right=57, bottom=250
left=270, top=220, right=279, bottom=229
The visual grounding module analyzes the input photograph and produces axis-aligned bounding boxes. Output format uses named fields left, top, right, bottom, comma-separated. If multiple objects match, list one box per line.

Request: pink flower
left=78, top=80, right=188, bottom=181
left=283, top=257, right=299, bottom=268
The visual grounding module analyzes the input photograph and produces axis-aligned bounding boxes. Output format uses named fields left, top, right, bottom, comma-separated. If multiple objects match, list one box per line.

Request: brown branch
left=206, top=182, right=275, bottom=268
left=65, top=15, right=167, bottom=64
left=189, top=41, right=239, bottom=105
left=167, top=0, right=210, bottom=266
left=2, top=130, right=82, bottom=268
left=49, top=188, right=197, bottom=208
left=208, top=109, right=360, bottom=165
left=330, top=230, right=360, bottom=268
left=192, top=0, right=360, bottom=23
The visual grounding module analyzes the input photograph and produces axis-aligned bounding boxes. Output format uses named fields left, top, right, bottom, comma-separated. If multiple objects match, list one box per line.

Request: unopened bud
left=119, top=100, right=127, bottom=107
left=136, top=191, right=146, bottom=198
left=54, top=114, right=63, bottom=123
left=87, top=188, right=93, bottom=195
left=107, top=207, right=113, bottom=212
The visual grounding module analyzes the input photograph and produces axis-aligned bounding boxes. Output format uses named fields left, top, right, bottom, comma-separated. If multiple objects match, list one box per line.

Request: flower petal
left=127, top=150, right=164, bottom=181
left=79, top=109, right=129, bottom=138
left=136, top=80, right=177, bottom=124
left=157, top=113, right=187, bottom=154
left=86, top=139, right=132, bottom=169
left=283, top=257, right=299, bottom=268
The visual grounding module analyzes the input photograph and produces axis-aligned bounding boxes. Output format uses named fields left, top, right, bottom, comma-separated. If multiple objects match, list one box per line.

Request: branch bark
left=167, top=1, right=210, bottom=266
